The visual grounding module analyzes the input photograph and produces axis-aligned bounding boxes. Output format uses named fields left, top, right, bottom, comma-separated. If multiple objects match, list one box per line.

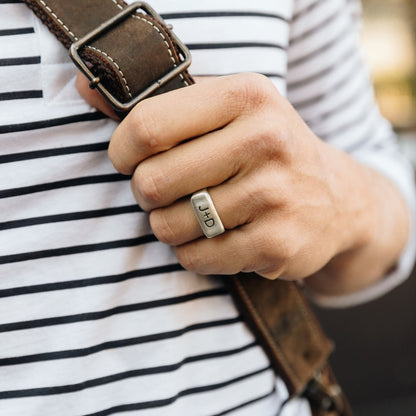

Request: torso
left=0, top=1, right=311, bottom=415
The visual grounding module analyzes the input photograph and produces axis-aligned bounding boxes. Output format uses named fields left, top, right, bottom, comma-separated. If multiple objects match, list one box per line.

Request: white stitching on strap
left=39, top=0, right=78, bottom=40
left=86, top=46, right=132, bottom=98
left=40, top=0, right=189, bottom=98
left=40, top=0, right=131, bottom=94
left=110, top=0, right=189, bottom=87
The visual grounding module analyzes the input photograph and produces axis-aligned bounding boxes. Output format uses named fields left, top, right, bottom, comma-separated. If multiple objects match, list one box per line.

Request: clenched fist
left=77, top=72, right=409, bottom=296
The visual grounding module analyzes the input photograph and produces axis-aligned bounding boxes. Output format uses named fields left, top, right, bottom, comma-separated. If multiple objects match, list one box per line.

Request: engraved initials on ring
left=190, top=189, right=225, bottom=238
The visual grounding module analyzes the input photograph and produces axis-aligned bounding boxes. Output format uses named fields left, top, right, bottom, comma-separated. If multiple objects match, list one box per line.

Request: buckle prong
left=69, top=1, right=191, bottom=111
left=89, top=77, right=101, bottom=89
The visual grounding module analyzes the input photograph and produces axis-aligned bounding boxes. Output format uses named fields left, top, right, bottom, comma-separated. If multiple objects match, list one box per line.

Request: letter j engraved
left=190, top=189, right=225, bottom=238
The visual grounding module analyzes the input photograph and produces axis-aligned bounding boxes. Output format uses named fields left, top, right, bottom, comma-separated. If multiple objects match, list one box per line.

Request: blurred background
left=313, top=2, right=416, bottom=415
left=361, top=0, right=416, bottom=150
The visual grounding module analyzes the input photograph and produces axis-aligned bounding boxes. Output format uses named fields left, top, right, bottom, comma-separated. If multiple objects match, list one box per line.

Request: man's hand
left=77, top=72, right=410, bottom=295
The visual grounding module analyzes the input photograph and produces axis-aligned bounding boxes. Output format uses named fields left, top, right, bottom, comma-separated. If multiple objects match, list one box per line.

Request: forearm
left=305, top=143, right=410, bottom=296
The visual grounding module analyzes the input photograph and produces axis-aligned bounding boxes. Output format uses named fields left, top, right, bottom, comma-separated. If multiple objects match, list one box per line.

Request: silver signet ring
left=190, top=189, right=225, bottom=238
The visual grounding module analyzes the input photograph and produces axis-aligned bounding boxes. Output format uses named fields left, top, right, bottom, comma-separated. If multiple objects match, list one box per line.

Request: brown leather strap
left=226, top=276, right=352, bottom=416
left=226, top=275, right=333, bottom=396
left=23, top=0, right=194, bottom=112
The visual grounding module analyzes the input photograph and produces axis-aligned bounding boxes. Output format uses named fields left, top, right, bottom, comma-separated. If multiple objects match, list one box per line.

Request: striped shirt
left=0, top=0, right=414, bottom=415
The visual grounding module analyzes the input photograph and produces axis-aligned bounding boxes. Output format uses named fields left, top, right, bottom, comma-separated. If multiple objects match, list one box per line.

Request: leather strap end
left=225, top=275, right=334, bottom=396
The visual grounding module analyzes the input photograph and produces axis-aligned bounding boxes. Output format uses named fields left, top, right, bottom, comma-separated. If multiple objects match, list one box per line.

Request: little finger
left=174, top=223, right=285, bottom=277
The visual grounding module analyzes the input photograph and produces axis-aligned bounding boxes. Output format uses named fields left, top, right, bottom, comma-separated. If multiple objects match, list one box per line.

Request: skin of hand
left=77, top=72, right=410, bottom=297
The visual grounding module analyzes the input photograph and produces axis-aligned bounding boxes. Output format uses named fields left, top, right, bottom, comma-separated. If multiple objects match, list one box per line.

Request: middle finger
left=131, top=122, right=249, bottom=211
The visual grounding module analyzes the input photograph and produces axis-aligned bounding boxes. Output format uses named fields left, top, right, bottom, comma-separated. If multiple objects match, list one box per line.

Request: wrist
left=324, top=143, right=377, bottom=256
left=307, top=143, right=409, bottom=296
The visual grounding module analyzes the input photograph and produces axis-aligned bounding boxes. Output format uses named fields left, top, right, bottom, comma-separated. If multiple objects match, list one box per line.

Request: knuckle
left=175, top=247, right=198, bottom=272
left=245, top=173, right=281, bottom=210
left=233, top=73, right=275, bottom=109
left=244, top=127, right=282, bottom=158
left=107, top=139, right=129, bottom=175
left=149, top=210, right=178, bottom=245
left=130, top=103, right=162, bottom=154
left=253, top=232, right=293, bottom=272
left=132, top=165, right=163, bottom=208
left=275, top=240, right=296, bottom=264
left=255, top=262, right=287, bottom=280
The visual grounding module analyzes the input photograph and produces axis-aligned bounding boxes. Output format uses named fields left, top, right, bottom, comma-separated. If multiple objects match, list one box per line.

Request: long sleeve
left=287, top=0, right=416, bottom=307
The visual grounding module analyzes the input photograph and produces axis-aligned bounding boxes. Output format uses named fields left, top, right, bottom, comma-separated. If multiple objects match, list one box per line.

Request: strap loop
left=22, top=0, right=194, bottom=113
left=69, top=2, right=191, bottom=111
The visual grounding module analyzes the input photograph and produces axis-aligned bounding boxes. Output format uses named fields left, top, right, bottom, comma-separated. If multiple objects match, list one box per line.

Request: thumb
left=76, top=72, right=120, bottom=120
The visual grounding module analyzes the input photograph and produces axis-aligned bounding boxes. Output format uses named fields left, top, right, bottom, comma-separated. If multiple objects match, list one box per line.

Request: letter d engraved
left=204, top=218, right=215, bottom=228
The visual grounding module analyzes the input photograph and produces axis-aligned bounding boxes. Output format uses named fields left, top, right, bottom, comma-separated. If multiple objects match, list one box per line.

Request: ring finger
left=149, top=179, right=260, bottom=246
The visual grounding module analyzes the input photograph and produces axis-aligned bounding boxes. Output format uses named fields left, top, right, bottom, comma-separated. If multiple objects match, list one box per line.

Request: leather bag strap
left=23, top=0, right=194, bottom=112
left=226, top=276, right=333, bottom=396
left=23, top=1, right=352, bottom=414
left=226, top=276, right=351, bottom=415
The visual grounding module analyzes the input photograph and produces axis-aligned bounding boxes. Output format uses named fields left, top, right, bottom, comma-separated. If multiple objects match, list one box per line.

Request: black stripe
left=0, top=316, right=241, bottom=366
left=0, top=262, right=179, bottom=299
left=320, top=102, right=373, bottom=142
left=292, top=0, right=329, bottom=20
left=288, top=24, right=350, bottom=68
left=0, top=342, right=258, bottom=399
left=287, top=45, right=357, bottom=89
left=370, top=134, right=397, bottom=152
left=0, top=90, right=42, bottom=101
left=0, top=234, right=156, bottom=265
left=277, top=397, right=292, bottom=416
left=83, top=366, right=271, bottom=416
left=0, top=205, right=141, bottom=232
left=0, top=173, right=128, bottom=199
left=0, top=56, right=40, bottom=66
left=0, top=112, right=107, bottom=134
left=161, top=11, right=289, bottom=22
left=290, top=7, right=341, bottom=44
left=291, top=58, right=362, bottom=110
left=0, top=27, right=34, bottom=36
left=211, top=386, right=277, bottom=416
left=342, top=115, right=378, bottom=153
left=0, top=0, right=22, bottom=3
left=305, top=74, right=366, bottom=125
left=260, top=72, right=285, bottom=80
left=0, top=142, right=109, bottom=164
left=193, top=72, right=285, bottom=80
left=0, top=287, right=227, bottom=333
left=188, top=42, right=285, bottom=51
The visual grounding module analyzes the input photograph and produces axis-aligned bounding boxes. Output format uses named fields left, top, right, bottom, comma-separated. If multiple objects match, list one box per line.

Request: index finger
left=108, top=73, right=263, bottom=174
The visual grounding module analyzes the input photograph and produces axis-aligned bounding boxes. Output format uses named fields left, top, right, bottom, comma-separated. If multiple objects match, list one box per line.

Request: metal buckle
left=303, top=375, right=344, bottom=414
left=69, top=1, right=191, bottom=111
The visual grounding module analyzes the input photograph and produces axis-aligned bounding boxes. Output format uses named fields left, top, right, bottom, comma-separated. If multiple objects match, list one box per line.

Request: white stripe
left=0, top=267, right=222, bottom=322
left=171, top=16, right=289, bottom=46
left=0, top=4, right=34, bottom=30
left=1, top=290, right=236, bottom=357
left=0, top=323, right=257, bottom=390
left=0, top=32, right=38, bottom=61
